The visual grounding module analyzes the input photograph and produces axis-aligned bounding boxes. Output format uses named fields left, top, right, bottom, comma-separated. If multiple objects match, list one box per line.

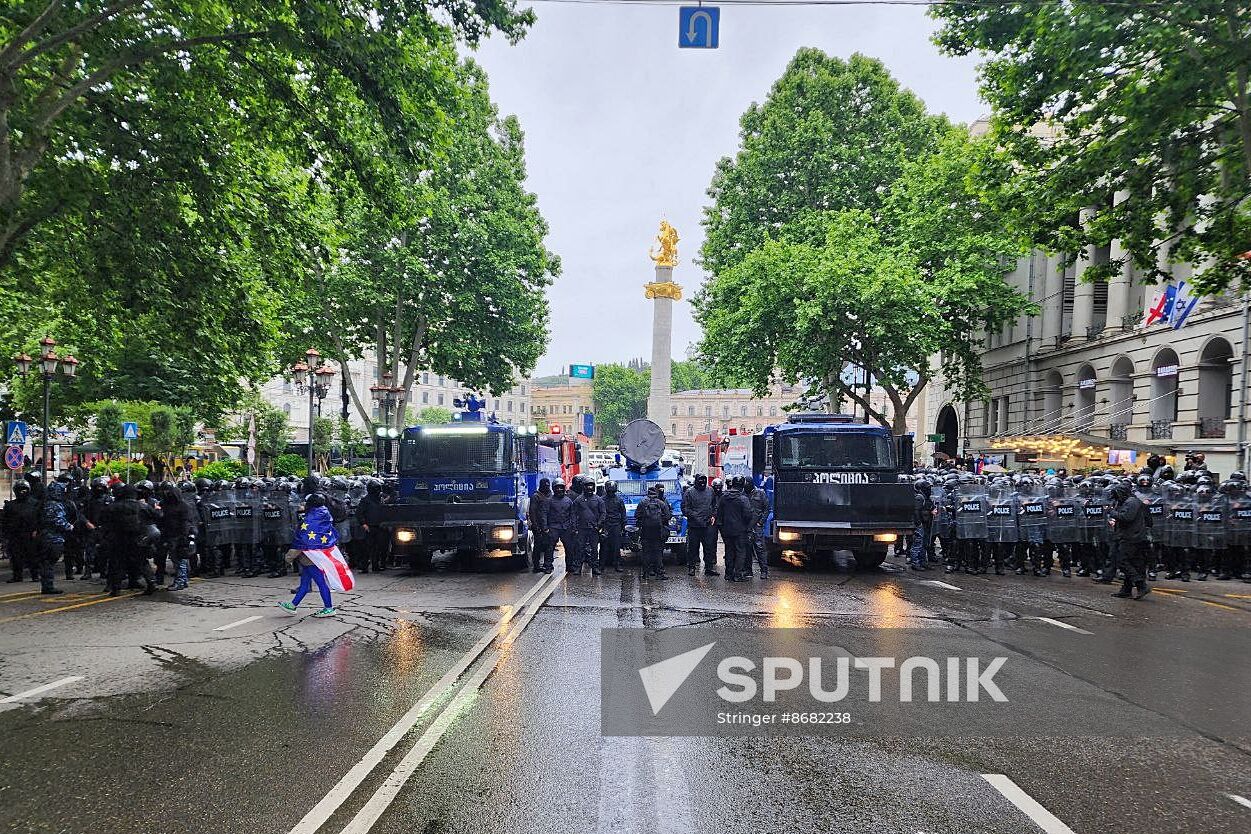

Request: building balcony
left=1198, top=417, right=1227, bottom=439
left=1149, top=420, right=1173, bottom=440
left=1108, top=423, right=1128, bottom=441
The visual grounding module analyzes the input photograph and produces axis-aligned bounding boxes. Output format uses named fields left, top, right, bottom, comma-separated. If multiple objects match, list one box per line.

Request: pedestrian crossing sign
left=5, top=421, right=27, bottom=445
left=123, top=421, right=140, bottom=441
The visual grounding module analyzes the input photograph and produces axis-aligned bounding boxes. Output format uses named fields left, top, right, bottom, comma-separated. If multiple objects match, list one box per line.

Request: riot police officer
left=528, top=478, right=553, bottom=574
left=681, top=474, right=718, bottom=577
left=986, top=477, right=1017, bottom=576
left=547, top=482, right=578, bottom=572
left=1108, top=481, right=1151, bottom=599
left=743, top=478, right=769, bottom=579
left=2, top=480, right=38, bottom=582
left=357, top=480, right=390, bottom=573
left=952, top=476, right=989, bottom=574
left=571, top=479, right=605, bottom=576
left=601, top=481, right=627, bottom=573
left=1016, top=477, right=1049, bottom=575
left=156, top=482, right=194, bottom=589
left=636, top=484, right=672, bottom=579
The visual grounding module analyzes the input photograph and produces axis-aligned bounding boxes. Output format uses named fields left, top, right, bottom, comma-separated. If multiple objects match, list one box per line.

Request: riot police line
left=901, top=464, right=1251, bottom=585
left=1, top=473, right=396, bottom=595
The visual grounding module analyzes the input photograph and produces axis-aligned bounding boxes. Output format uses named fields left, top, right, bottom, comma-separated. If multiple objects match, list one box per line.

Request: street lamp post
left=370, top=372, right=403, bottom=473
left=292, top=349, right=335, bottom=475
left=12, top=336, right=80, bottom=483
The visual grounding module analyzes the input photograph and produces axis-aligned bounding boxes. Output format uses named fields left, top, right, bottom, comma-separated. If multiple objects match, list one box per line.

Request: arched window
left=1108, top=356, right=1134, bottom=434
left=1075, top=364, right=1097, bottom=431
left=1197, top=338, right=1234, bottom=437
left=1150, top=348, right=1180, bottom=435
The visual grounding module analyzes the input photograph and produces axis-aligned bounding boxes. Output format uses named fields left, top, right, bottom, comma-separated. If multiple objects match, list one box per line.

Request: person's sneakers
left=1061, top=569, right=1072, bottom=578
left=1196, top=572, right=1208, bottom=581
left=313, top=607, right=337, bottom=618
left=277, top=601, right=297, bottom=613
left=168, top=580, right=189, bottom=591
left=1133, top=586, right=1152, bottom=600
left=1180, top=572, right=1191, bottom=581
left=1111, top=590, right=1132, bottom=598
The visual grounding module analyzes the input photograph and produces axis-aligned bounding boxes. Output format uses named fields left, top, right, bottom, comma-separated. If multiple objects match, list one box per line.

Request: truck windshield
left=400, top=431, right=512, bottom=475
left=776, top=432, right=894, bottom=470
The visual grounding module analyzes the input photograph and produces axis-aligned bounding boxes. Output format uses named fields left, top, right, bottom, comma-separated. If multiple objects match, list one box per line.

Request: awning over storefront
left=986, top=433, right=1175, bottom=461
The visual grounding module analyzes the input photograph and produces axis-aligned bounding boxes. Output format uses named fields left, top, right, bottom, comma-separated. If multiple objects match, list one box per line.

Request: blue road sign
left=679, top=6, right=719, bottom=49
left=582, top=412, right=595, bottom=438
left=569, top=364, right=595, bottom=380
left=4, top=420, right=27, bottom=446
left=122, top=421, right=140, bottom=441
left=5, top=446, right=24, bottom=470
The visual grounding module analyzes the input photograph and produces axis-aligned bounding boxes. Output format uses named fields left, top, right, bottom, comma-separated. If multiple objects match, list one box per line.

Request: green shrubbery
left=273, top=454, right=309, bottom=478
left=87, top=460, right=149, bottom=482
left=194, top=459, right=248, bottom=481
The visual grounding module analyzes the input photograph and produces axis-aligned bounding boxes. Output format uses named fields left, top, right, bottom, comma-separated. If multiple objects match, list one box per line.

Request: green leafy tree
left=698, top=123, right=1031, bottom=432
left=272, top=453, right=308, bottom=478
left=145, top=404, right=196, bottom=480
left=412, top=406, right=454, bottom=424
left=311, top=416, right=334, bottom=472
left=670, top=360, right=711, bottom=394
left=931, top=1, right=1251, bottom=294
left=592, top=364, right=651, bottom=446
left=701, top=49, right=945, bottom=276
left=93, top=401, right=123, bottom=457
left=255, top=405, right=291, bottom=474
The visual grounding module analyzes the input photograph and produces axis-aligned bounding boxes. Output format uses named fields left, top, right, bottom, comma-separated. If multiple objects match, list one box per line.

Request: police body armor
left=203, top=490, right=232, bottom=550
left=347, top=481, right=367, bottom=542
left=954, top=485, right=989, bottom=541
left=1078, top=493, right=1109, bottom=545
left=1016, top=491, right=1047, bottom=546
left=327, top=483, right=353, bottom=546
left=1194, top=495, right=1227, bottom=552
left=260, top=488, right=289, bottom=547
left=234, top=487, right=260, bottom=548
left=986, top=489, right=1019, bottom=544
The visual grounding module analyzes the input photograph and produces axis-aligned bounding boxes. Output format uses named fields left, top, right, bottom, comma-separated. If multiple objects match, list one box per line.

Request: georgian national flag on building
left=291, top=504, right=355, bottom=591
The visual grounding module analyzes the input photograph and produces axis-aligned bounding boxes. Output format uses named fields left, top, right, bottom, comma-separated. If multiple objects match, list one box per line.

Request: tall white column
left=1105, top=190, right=1133, bottom=333
left=645, top=265, right=678, bottom=430
left=1070, top=206, right=1098, bottom=341
left=1040, top=251, right=1064, bottom=348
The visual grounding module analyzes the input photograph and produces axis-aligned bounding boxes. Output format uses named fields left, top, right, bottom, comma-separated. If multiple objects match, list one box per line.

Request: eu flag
left=292, top=504, right=339, bottom=550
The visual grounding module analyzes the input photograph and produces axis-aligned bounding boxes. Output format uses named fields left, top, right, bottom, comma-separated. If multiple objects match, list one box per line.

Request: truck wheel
left=854, top=549, right=887, bottom=570
left=408, top=548, right=433, bottom=572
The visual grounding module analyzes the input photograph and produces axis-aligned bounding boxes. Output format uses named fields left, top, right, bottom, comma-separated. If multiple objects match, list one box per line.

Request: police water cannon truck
left=605, top=419, right=688, bottom=554
left=380, top=396, right=581, bottom=571
left=753, top=413, right=914, bottom=569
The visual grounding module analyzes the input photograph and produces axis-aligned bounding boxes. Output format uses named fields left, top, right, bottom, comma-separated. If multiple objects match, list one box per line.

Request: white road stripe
left=0, top=675, right=84, bottom=704
left=213, top=615, right=264, bottom=632
left=338, top=570, right=565, bottom=834
left=925, top=580, right=963, bottom=591
left=287, top=571, right=555, bottom=834
left=1227, top=793, right=1251, bottom=810
left=1030, top=617, right=1093, bottom=635
left=982, top=774, right=1077, bottom=834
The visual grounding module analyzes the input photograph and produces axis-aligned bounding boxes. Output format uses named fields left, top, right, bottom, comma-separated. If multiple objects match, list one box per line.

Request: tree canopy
left=931, top=1, right=1251, bottom=294
left=696, top=53, right=1031, bottom=432
left=0, top=0, right=554, bottom=425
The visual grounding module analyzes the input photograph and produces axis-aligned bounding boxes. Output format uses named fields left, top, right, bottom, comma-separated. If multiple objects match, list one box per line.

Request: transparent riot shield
left=1165, top=491, right=1197, bottom=550
left=1016, top=484, right=1047, bottom=546
left=1045, top=484, right=1080, bottom=545
left=1194, top=495, right=1227, bottom=552
left=986, top=482, right=1019, bottom=544
left=1079, top=489, right=1109, bottom=546
left=954, top=482, right=989, bottom=541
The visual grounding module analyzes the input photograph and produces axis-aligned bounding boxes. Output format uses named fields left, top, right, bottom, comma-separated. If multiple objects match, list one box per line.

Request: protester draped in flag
left=278, top=490, right=355, bottom=618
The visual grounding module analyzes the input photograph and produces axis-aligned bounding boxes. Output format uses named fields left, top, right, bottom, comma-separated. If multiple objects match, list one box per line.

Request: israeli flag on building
left=1169, top=280, right=1200, bottom=330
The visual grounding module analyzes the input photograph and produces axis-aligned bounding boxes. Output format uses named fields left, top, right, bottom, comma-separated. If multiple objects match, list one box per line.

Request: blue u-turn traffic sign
left=679, top=6, right=719, bottom=49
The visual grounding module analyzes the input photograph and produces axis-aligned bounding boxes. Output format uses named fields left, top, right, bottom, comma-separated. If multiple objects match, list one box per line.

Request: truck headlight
left=492, top=526, right=515, bottom=542
left=873, top=533, right=898, bottom=543
left=395, top=529, right=415, bottom=544
left=778, top=530, right=801, bottom=542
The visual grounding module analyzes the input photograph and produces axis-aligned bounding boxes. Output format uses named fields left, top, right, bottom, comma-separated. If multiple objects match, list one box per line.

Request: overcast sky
left=470, top=1, right=986, bottom=377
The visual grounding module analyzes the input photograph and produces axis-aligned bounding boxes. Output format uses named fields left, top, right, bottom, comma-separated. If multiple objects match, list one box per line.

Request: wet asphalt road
left=1, top=549, right=1249, bottom=834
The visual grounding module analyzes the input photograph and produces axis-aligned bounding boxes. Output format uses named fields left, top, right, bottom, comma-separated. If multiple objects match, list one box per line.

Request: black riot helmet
left=1156, top=464, right=1176, bottom=481
left=1231, top=471, right=1247, bottom=482
left=694, top=474, right=707, bottom=489
left=553, top=481, right=566, bottom=496
left=1135, top=474, right=1153, bottom=490
left=537, top=478, right=551, bottom=495
left=178, top=480, right=196, bottom=494
left=583, top=479, right=596, bottom=496
left=194, top=477, right=212, bottom=493
left=604, top=481, right=617, bottom=495
left=136, top=480, right=155, bottom=498
left=13, top=480, right=32, bottom=498
left=1195, top=484, right=1214, bottom=501
left=366, top=479, right=382, bottom=496
left=300, top=475, right=320, bottom=497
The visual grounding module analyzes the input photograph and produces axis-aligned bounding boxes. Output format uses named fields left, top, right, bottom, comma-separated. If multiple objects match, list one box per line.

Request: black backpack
left=636, top=498, right=664, bottom=528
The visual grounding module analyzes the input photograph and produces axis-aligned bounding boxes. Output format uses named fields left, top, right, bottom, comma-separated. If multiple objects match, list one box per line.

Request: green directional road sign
left=927, top=433, right=945, bottom=443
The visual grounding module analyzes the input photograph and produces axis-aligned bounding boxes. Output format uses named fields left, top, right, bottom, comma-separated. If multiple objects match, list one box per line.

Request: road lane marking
left=924, top=580, right=962, bottom=591
left=1029, top=617, right=1092, bottom=635
left=0, top=675, right=84, bottom=704
left=1226, top=793, right=1251, bottom=810
left=338, top=569, right=566, bottom=834
left=1225, top=594, right=1251, bottom=599
left=288, top=571, right=557, bottom=834
left=1153, top=587, right=1187, bottom=594
left=1199, top=600, right=1241, bottom=612
left=213, top=614, right=264, bottom=631
left=982, top=774, right=1077, bottom=834
left=0, top=590, right=140, bottom=624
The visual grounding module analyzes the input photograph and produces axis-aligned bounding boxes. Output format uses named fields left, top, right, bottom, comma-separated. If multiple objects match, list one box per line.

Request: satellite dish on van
left=619, top=419, right=666, bottom=468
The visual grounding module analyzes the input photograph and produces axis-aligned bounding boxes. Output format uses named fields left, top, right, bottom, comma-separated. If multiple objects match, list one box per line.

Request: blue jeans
left=909, top=524, right=932, bottom=566
left=292, top=563, right=333, bottom=609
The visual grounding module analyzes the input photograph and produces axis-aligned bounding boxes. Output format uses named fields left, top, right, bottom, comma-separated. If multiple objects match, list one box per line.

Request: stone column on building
left=645, top=221, right=682, bottom=433
left=1070, top=206, right=1098, bottom=341
left=1039, top=251, right=1064, bottom=348
left=1104, top=190, right=1133, bottom=334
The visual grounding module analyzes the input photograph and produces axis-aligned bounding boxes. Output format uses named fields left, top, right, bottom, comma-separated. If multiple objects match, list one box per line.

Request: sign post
left=122, top=422, right=140, bottom=483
